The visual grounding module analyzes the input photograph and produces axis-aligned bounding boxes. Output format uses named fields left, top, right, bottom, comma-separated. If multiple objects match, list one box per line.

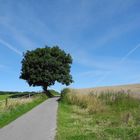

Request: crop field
left=73, top=84, right=140, bottom=99
left=56, top=86, right=140, bottom=140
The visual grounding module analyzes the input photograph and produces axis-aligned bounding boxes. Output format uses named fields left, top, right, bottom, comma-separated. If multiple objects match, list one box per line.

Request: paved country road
left=0, top=97, right=59, bottom=140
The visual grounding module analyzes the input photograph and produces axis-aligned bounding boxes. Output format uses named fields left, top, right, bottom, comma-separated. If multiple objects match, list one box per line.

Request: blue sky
left=0, top=0, right=140, bottom=92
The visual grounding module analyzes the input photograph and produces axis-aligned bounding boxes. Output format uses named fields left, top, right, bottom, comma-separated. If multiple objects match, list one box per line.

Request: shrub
left=49, top=90, right=60, bottom=96
left=61, top=88, right=71, bottom=99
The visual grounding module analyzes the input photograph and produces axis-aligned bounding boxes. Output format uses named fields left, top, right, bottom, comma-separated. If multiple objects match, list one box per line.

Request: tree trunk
left=43, top=86, right=48, bottom=93
left=42, top=86, right=53, bottom=97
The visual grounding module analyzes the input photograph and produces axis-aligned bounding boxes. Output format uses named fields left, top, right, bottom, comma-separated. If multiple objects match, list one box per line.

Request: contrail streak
left=119, top=43, right=140, bottom=64
left=95, top=43, right=140, bottom=86
left=0, top=38, right=22, bottom=56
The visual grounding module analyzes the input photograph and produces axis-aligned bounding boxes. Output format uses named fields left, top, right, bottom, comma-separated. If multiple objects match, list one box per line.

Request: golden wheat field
left=72, top=83, right=140, bottom=98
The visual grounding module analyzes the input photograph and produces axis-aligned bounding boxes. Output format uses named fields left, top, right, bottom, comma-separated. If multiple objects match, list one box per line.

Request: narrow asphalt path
left=0, top=97, right=59, bottom=140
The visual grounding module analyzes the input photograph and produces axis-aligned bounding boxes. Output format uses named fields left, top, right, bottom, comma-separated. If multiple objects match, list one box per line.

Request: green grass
left=49, top=90, right=60, bottom=96
left=56, top=92, right=140, bottom=140
left=0, top=94, right=48, bottom=128
left=0, top=94, right=12, bottom=101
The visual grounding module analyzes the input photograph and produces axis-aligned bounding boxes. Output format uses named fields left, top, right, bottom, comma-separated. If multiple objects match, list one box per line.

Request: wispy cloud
left=0, top=1, right=45, bottom=51
left=0, top=38, right=22, bottom=56
left=72, top=47, right=119, bottom=71
left=94, top=43, right=140, bottom=85
left=92, top=18, right=140, bottom=49
left=119, top=43, right=140, bottom=64
left=0, top=19, right=38, bottom=50
left=76, top=69, right=111, bottom=78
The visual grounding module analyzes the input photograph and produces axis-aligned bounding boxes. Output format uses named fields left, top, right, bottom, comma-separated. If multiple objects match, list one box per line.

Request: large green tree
left=20, top=46, right=73, bottom=96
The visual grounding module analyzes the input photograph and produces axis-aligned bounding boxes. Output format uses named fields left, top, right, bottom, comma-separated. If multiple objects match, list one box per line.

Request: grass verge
left=56, top=90, right=140, bottom=140
left=0, top=94, right=48, bottom=128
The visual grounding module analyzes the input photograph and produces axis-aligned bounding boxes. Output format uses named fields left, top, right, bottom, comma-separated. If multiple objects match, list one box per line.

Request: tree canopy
left=20, top=46, right=73, bottom=95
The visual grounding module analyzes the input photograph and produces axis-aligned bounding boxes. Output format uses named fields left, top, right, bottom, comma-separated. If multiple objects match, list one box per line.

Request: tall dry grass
left=0, top=98, right=33, bottom=113
left=61, top=88, right=140, bottom=114
left=73, top=83, right=140, bottom=99
left=62, top=91, right=106, bottom=113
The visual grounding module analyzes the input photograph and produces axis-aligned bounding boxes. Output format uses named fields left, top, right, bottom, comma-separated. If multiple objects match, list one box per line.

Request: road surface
left=0, top=97, right=59, bottom=140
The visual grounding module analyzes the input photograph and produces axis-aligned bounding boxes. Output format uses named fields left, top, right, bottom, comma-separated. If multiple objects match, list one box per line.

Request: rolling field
left=72, top=83, right=140, bottom=98
left=56, top=84, right=140, bottom=140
